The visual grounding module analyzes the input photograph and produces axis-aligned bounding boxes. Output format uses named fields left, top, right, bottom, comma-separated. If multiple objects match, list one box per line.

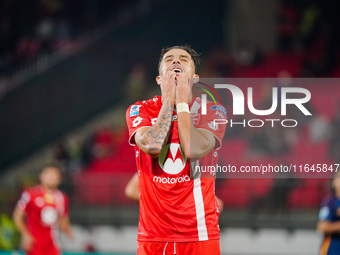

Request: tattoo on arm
left=140, top=100, right=173, bottom=152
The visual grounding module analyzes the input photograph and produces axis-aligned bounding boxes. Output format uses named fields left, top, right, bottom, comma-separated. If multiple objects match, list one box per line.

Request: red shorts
left=27, top=246, right=60, bottom=255
left=137, top=240, right=220, bottom=255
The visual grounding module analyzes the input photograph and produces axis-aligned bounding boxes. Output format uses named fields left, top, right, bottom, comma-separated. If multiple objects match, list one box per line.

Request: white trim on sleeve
left=128, top=126, right=152, bottom=146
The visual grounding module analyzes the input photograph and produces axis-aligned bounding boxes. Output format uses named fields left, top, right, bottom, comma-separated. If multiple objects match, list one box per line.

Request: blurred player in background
left=13, top=163, right=73, bottom=255
left=317, top=172, right=340, bottom=255
left=126, top=45, right=226, bottom=255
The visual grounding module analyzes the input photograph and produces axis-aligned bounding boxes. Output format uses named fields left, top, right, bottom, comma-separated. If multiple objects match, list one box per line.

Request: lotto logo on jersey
left=158, top=143, right=187, bottom=175
left=132, top=116, right=143, bottom=127
left=130, top=105, right=141, bottom=117
left=208, top=121, right=219, bottom=131
left=44, top=193, right=54, bottom=204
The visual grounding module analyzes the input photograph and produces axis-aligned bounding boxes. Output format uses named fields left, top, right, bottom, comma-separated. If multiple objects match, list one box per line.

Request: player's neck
left=40, top=184, right=57, bottom=192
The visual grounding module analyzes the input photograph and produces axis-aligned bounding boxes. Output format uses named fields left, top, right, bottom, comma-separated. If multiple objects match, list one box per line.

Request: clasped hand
left=160, top=71, right=191, bottom=105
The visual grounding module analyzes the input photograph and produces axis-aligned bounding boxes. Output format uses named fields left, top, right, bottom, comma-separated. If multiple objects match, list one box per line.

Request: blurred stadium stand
left=1, top=0, right=340, bottom=254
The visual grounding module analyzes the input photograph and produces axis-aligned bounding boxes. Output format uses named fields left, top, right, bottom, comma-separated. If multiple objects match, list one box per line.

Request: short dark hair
left=158, top=45, right=201, bottom=71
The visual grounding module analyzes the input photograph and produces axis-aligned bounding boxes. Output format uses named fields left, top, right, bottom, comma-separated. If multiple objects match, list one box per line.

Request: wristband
left=176, top=103, right=190, bottom=114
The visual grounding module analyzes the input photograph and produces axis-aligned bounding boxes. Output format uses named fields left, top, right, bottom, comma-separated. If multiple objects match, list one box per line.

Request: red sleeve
left=16, top=190, right=32, bottom=213
left=126, top=103, right=152, bottom=145
left=194, top=102, right=227, bottom=150
left=63, top=193, right=69, bottom=217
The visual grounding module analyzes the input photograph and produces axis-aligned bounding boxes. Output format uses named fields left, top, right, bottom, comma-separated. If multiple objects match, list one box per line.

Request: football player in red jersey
left=126, top=45, right=226, bottom=255
left=13, top=163, right=73, bottom=255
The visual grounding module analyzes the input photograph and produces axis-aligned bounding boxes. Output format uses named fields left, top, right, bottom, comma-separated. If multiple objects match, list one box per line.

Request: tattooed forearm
left=140, top=100, right=173, bottom=153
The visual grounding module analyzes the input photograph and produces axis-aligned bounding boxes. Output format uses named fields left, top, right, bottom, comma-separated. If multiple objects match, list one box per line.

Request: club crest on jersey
left=130, top=105, right=141, bottom=117
left=44, top=193, right=54, bottom=204
left=158, top=143, right=187, bottom=175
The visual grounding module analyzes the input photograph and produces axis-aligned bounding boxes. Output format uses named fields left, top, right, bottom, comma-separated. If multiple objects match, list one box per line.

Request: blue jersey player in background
left=317, top=172, right=340, bottom=255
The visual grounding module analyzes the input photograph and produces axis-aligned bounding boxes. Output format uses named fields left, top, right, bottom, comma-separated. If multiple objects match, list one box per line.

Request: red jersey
left=126, top=96, right=226, bottom=242
left=16, top=185, right=69, bottom=254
